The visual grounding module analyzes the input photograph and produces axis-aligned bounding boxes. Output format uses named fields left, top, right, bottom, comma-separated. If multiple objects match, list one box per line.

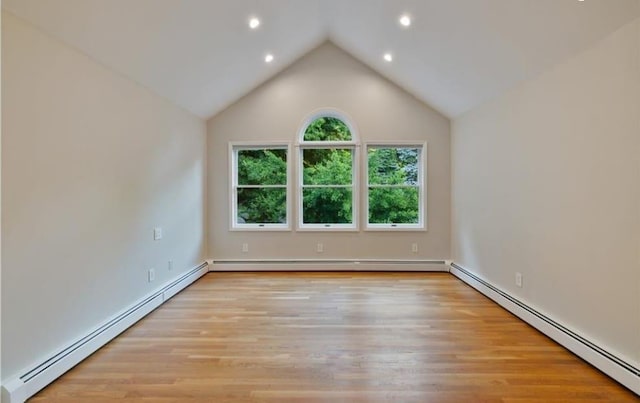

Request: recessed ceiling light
left=249, top=17, right=260, bottom=29
left=383, top=53, right=393, bottom=62
left=265, top=53, right=274, bottom=63
left=399, top=14, right=411, bottom=27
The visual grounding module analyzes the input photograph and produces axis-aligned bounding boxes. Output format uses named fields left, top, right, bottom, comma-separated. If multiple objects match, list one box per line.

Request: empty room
left=1, top=0, right=639, bottom=402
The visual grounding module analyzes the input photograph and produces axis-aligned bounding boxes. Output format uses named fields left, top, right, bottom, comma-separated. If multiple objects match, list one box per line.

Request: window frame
left=296, top=109, right=359, bottom=231
left=364, top=142, right=427, bottom=231
left=229, top=142, right=292, bottom=231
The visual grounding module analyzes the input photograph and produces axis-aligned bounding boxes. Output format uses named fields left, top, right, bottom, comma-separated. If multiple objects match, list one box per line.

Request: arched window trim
left=296, top=108, right=360, bottom=147
left=296, top=108, right=360, bottom=231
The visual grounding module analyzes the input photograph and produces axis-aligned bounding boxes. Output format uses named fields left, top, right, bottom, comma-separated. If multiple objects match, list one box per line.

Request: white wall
left=452, top=18, right=640, bottom=367
left=207, top=42, right=451, bottom=261
left=0, top=0, right=3, bottom=386
left=1, top=12, right=207, bottom=380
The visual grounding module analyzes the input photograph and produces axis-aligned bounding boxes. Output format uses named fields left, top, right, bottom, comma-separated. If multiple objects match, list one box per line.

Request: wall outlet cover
left=515, top=272, right=523, bottom=288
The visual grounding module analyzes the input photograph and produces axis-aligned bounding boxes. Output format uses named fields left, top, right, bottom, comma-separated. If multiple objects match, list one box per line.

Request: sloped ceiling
left=3, top=0, right=639, bottom=119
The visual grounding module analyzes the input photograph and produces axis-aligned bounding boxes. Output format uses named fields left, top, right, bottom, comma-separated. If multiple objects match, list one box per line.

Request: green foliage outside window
left=303, top=116, right=352, bottom=142
left=301, top=145, right=352, bottom=217
left=368, top=147, right=420, bottom=224
left=302, top=148, right=353, bottom=224
left=302, top=117, right=354, bottom=224
left=233, top=117, right=422, bottom=227
left=236, top=149, right=287, bottom=224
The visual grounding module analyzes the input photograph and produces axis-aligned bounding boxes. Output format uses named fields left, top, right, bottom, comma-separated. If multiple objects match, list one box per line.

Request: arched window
left=297, top=110, right=358, bottom=230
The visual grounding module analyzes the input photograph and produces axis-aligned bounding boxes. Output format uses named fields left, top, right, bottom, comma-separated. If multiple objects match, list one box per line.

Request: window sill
left=297, top=225, right=359, bottom=232
left=230, top=225, right=292, bottom=232
left=365, top=225, right=427, bottom=232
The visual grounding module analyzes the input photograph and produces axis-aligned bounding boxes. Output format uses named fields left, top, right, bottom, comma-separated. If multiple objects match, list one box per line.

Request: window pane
left=238, top=149, right=287, bottom=186
left=368, top=148, right=419, bottom=185
left=303, top=148, right=352, bottom=185
left=237, top=188, right=286, bottom=224
left=303, top=117, right=352, bottom=141
left=368, top=187, right=419, bottom=224
left=303, top=188, right=352, bottom=224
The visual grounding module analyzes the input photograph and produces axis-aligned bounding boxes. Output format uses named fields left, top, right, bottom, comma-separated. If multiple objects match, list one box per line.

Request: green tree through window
left=233, top=147, right=288, bottom=228
left=300, top=117, right=355, bottom=227
left=367, top=147, right=421, bottom=225
left=230, top=115, right=424, bottom=231
left=303, top=117, right=352, bottom=142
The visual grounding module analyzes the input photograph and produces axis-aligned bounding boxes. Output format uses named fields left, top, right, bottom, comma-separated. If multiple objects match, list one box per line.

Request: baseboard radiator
left=450, top=262, right=640, bottom=396
left=1, top=262, right=210, bottom=403
left=3, top=260, right=637, bottom=400
left=211, top=259, right=450, bottom=272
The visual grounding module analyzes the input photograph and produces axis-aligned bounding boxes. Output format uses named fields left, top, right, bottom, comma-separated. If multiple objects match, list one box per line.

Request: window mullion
left=368, top=184, right=419, bottom=188
left=237, top=184, right=286, bottom=189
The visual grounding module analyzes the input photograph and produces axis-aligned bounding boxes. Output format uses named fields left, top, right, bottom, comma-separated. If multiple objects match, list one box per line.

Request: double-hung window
left=366, top=144, right=426, bottom=230
left=230, top=144, right=290, bottom=230
left=298, top=115, right=358, bottom=230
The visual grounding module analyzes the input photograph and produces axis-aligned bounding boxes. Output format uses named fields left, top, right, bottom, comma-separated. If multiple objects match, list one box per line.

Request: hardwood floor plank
left=29, top=272, right=638, bottom=402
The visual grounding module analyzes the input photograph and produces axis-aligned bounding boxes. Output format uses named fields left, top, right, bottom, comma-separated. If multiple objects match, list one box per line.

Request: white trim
left=449, top=262, right=640, bottom=396
left=296, top=107, right=359, bottom=145
left=211, top=259, right=449, bottom=272
left=365, top=224, right=425, bottom=231
left=5, top=260, right=635, bottom=400
left=295, top=225, right=359, bottom=232
left=1, top=262, right=210, bottom=403
left=364, top=142, right=427, bottom=231
left=228, top=142, right=292, bottom=231
left=297, top=141, right=360, bottom=148
left=230, top=226, right=292, bottom=232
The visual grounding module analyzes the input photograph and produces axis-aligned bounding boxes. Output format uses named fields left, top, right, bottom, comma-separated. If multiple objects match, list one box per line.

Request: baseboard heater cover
left=450, top=262, right=640, bottom=395
left=211, top=259, right=448, bottom=272
left=1, top=262, right=209, bottom=403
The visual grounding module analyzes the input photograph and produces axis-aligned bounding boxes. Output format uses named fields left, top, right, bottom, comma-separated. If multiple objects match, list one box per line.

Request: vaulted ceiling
left=3, top=0, right=639, bottom=119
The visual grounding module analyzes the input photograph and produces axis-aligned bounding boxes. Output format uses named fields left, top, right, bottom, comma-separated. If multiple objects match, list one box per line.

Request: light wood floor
left=31, top=272, right=638, bottom=402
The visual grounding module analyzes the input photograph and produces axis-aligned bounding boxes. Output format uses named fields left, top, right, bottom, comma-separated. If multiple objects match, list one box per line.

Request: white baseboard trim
left=210, top=259, right=449, bottom=272
left=6, top=260, right=633, bottom=400
left=1, top=261, right=209, bottom=403
left=449, top=262, right=640, bottom=396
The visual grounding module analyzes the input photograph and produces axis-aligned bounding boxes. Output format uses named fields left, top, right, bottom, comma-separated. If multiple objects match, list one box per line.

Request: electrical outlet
left=168, top=260, right=173, bottom=271
left=148, top=268, right=155, bottom=283
left=317, top=243, right=324, bottom=253
left=515, top=272, right=523, bottom=288
left=411, top=243, right=418, bottom=253
left=242, top=243, right=249, bottom=253
left=153, top=227, right=162, bottom=240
